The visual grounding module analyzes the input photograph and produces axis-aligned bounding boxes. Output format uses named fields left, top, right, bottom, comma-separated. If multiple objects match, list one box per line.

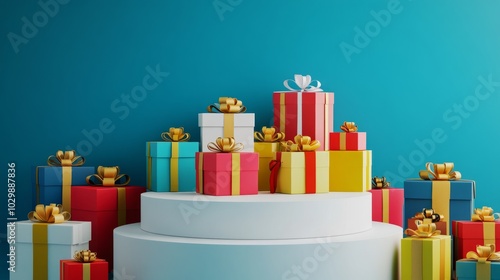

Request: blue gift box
left=456, top=259, right=500, bottom=280
left=32, top=166, right=95, bottom=207
left=403, top=179, right=475, bottom=232
left=146, top=141, right=199, bottom=192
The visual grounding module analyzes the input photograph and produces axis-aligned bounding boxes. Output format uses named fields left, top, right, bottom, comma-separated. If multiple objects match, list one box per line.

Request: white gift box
left=198, top=113, right=255, bottom=152
left=10, top=220, right=91, bottom=280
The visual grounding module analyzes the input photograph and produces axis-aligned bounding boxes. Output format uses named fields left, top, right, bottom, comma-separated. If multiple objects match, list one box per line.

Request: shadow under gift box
left=273, top=91, right=334, bottom=151
left=369, top=188, right=404, bottom=227
left=403, top=179, right=475, bottom=232
left=456, top=259, right=500, bottom=280
left=198, top=113, right=255, bottom=152
left=32, top=166, right=95, bottom=207
left=10, top=221, right=91, bottom=280
left=146, top=141, right=199, bottom=192
left=60, top=259, right=108, bottom=280
left=452, top=221, right=500, bottom=266
left=195, top=152, right=259, bottom=196
left=71, top=186, right=145, bottom=271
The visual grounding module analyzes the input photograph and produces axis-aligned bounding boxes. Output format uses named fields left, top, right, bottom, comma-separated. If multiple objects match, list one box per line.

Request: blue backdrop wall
left=2, top=0, right=500, bottom=276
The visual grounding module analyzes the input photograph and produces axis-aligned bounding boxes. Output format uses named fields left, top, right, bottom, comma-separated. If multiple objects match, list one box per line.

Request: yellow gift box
left=329, top=150, right=372, bottom=192
left=272, top=151, right=329, bottom=194
left=401, top=235, right=451, bottom=280
left=254, top=142, right=280, bottom=191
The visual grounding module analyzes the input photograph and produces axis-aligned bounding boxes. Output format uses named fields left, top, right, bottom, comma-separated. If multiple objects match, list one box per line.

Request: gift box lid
left=71, top=186, right=145, bottom=211
left=198, top=113, right=255, bottom=127
left=16, top=220, right=91, bottom=245
left=146, top=142, right=199, bottom=158
left=33, top=166, right=96, bottom=186
left=404, top=179, right=476, bottom=200
left=279, top=151, right=329, bottom=168
left=452, top=220, right=500, bottom=239
left=272, top=91, right=334, bottom=105
left=456, top=259, right=500, bottom=279
left=198, top=152, right=259, bottom=172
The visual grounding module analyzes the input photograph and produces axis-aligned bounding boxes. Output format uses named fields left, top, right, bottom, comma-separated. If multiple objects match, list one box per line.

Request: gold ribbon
left=419, top=162, right=462, bottom=180
left=372, top=176, right=390, bottom=188
left=160, top=127, right=190, bottom=192
left=207, top=97, right=246, bottom=113
left=413, top=208, right=444, bottom=223
left=340, top=121, right=358, bottom=132
left=405, top=221, right=441, bottom=238
left=161, top=127, right=190, bottom=142
left=86, top=166, right=131, bottom=187
left=472, top=206, right=500, bottom=222
left=207, top=137, right=243, bottom=153
left=28, top=204, right=71, bottom=223
left=254, top=126, right=285, bottom=142
left=46, top=150, right=85, bottom=213
left=281, top=135, right=320, bottom=152
left=74, top=250, right=97, bottom=263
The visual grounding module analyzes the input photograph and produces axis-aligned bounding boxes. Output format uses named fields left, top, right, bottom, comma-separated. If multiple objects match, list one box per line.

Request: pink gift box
left=195, top=152, right=259, bottom=196
left=369, top=188, right=404, bottom=227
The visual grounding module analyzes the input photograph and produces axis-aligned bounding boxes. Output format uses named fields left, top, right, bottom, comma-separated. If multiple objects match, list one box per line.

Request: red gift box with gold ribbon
left=329, top=122, right=366, bottom=151
left=71, top=166, right=145, bottom=271
left=196, top=137, right=259, bottom=196
left=60, top=250, right=108, bottom=280
left=452, top=207, right=500, bottom=265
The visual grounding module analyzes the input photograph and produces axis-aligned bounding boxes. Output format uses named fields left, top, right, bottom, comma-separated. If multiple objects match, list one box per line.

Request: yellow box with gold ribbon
left=11, top=218, right=91, bottom=280
left=401, top=235, right=451, bottom=280
left=254, top=126, right=285, bottom=191
left=329, top=150, right=372, bottom=192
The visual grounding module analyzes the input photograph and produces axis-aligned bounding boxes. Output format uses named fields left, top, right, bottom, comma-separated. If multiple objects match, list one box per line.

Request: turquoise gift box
left=456, top=259, right=500, bottom=280
left=146, top=141, right=199, bottom=192
left=403, top=179, right=475, bottom=232
left=32, top=166, right=95, bottom=207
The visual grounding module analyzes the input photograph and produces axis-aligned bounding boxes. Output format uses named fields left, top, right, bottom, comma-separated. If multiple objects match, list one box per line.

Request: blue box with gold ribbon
left=456, top=244, right=500, bottom=280
left=146, top=139, right=198, bottom=192
left=404, top=162, right=475, bottom=234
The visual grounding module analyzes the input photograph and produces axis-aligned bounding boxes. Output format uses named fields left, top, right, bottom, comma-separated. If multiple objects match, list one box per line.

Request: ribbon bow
left=281, top=135, right=320, bottom=152
left=207, top=97, right=246, bottom=113
left=340, top=121, right=358, bottom=133
left=372, top=176, right=390, bottom=188
left=405, top=220, right=441, bottom=238
left=74, top=250, right=97, bottom=263
left=419, top=162, right=461, bottom=180
left=207, top=137, right=243, bottom=153
left=161, top=127, right=190, bottom=142
left=28, top=204, right=71, bottom=223
left=472, top=206, right=500, bottom=222
left=47, top=150, right=85, bottom=167
left=413, top=208, right=444, bottom=222
left=86, top=166, right=131, bottom=187
left=466, top=244, right=500, bottom=263
left=283, top=74, right=322, bottom=92
left=254, top=126, right=285, bottom=142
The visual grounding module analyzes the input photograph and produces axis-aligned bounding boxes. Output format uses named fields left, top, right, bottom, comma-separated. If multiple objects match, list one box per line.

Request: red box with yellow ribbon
left=196, top=137, right=259, bottom=196
left=452, top=218, right=500, bottom=265
left=369, top=187, right=404, bottom=227
left=60, top=259, right=108, bottom=280
left=329, top=121, right=366, bottom=151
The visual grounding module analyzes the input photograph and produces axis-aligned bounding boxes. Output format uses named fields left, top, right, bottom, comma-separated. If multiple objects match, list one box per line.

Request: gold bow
left=340, top=121, right=358, bottom=133
left=472, top=206, right=500, bottom=222
left=28, top=204, right=71, bottom=223
left=86, top=166, right=131, bottom=187
left=281, top=135, right=320, bottom=152
left=419, top=162, right=461, bottom=180
left=74, top=250, right=97, bottom=263
left=413, top=208, right=444, bottom=222
left=207, top=97, right=246, bottom=113
left=466, top=244, right=500, bottom=263
left=372, top=176, right=390, bottom=188
left=404, top=220, right=441, bottom=238
left=47, top=150, right=85, bottom=167
left=254, top=126, right=285, bottom=142
left=207, top=137, right=243, bottom=153
left=161, top=127, right=190, bottom=142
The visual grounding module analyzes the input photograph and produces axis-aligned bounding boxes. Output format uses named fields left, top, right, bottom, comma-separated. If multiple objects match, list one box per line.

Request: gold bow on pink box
left=207, top=137, right=243, bottom=153
left=419, top=162, right=461, bottom=180
left=340, top=121, right=358, bottom=133
left=472, top=206, right=500, bottom=222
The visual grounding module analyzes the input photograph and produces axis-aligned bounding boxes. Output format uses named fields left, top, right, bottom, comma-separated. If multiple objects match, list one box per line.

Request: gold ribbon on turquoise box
left=161, top=127, right=191, bottom=192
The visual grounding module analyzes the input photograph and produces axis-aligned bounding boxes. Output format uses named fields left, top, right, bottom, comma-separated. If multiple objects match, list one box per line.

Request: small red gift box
left=369, top=187, right=404, bottom=227
left=452, top=220, right=500, bottom=262
left=196, top=152, right=259, bottom=196
left=329, top=132, right=366, bottom=151
left=60, top=259, right=108, bottom=280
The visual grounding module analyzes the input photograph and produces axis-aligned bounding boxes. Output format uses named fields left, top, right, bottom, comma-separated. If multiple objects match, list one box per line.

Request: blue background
left=2, top=0, right=500, bottom=278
